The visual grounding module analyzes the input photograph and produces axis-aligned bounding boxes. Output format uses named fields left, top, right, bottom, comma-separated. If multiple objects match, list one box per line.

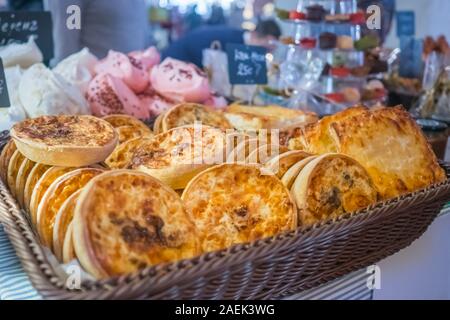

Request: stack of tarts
left=0, top=102, right=446, bottom=280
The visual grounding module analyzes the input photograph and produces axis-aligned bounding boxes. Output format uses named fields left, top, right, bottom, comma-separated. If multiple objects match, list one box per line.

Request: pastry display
left=10, top=115, right=118, bottom=167
left=72, top=170, right=199, bottom=278
left=291, top=153, right=378, bottom=227
left=181, top=164, right=297, bottom=252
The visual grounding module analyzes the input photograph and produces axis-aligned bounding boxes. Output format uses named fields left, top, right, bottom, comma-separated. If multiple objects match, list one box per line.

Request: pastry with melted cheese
left=29, top=166, right=77, bottom=226
left=130, top=125, right=226, bottom=189
left=10, top=115, right=118, bottom=167
left=37, top=168, right=104, bottom=248
left=105, top=137, right=149, bottom=169
left=281, top=156, right=317, bottom=189
left=15, top=158, right=36, bottom=208
left=289, top=105, right=445, bottom=199
left=0, top=140, right=17, bottom=183
left=73, top=170, right=199, bottom=279
left=162, top=103, right=232, bottom=132
left=264, top=150, right=312, bottom=178
left=23, top=163, right=51, bottom=213
left=182, top=163, right=297, bottom=252
left=102, top=114, right=151, bottom=132
left=116, top=125, right=153, bottom=144
left=53, top=190, right=81, bottom=261
left=291, top=153, right=378, bottom=227
left=7, top=150, right=25, bottom=198
left=226, top=104, right=318, bottom=130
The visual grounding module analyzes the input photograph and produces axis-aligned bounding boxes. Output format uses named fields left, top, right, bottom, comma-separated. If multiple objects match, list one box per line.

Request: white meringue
left=4, top=66, right=28, bottom=121
left=18, top=63, right=90, bottom=118
left=53, top=48, right=98, bottom=94
left=0, top=37, right=43, bottom=69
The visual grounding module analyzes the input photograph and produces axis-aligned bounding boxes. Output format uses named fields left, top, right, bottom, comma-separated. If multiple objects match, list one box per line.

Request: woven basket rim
left=1, top=162, right=449, bottom=298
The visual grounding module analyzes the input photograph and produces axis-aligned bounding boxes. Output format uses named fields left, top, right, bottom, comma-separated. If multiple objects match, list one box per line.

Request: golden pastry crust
left=130, top=125, right=226, bottom=189
left=23, top=163, right=51, bottom=214
left=15, top=158, right=36, bottom=208
left=7, top=150, right=25, bottom=198
left=0, top=140, right=17, bottom=183
left=246, top=144, right=289, bottom=164
left=10, top=115, right=118, bottom=167
left=291, top=153, right=378, bottom=227
left=153, top=111, right=166, bottom=134
left=329, top=106, right=445, bottom=198
left=105, top=137, right=149, bottom=169
left=62, top=222, right=76, bottom=263
left=264, top=150, right=312, bottom=178
left=53, top=190, right=81, bottom=261
left=162, top=103, right=232, bottom=132
left=37, top=168, right=104, bottom=248
left=182, top=164, right=297, bottom=253
left=73, top=170, right=200, bottom=279
left=102, top=114, right=152, bottom=133
left=29, top=166, right=77, bottom=226
left=288, top=106, right=445, bottom=199
left=116, top=125, right=153, bottom=144
left=281, top=156, right=317, bottom=189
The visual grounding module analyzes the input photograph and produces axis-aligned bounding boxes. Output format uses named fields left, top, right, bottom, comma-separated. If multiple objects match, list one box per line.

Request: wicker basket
left=0, top=134, right=449, bottom=299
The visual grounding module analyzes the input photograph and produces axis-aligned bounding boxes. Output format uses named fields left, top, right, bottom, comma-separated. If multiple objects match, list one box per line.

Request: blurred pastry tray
left=0, top=133, right=449, bottom=299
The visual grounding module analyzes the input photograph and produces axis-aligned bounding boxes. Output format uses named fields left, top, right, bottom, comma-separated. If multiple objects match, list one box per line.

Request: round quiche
left=291, top=153, right=379, bottom=227
left=29, top=166, right=77, bottom=226
left=7, top=150, right=25, bottom=198
left=129, top=125, right=226, bottom=190
left=105, top=137, right=150, bottom=169
left=23, top=163, right=51, bottom=213
left=53, top=190, right=81, bottom=261
left=0, top=139, right=17, bottom=183
left=162, top=103, right=232, bottom=132
left=37, top=168, right=104, bottom=248
left=181, top=163, right=297, bottom=253
left=10, top=115, right=118, bottom=167
left=116, top=125, right=153, bottom=144
left=73, top=170, right=200, bottom=279
left=102, top=114, right=151, bottom=133
left=15, top=158, right=36, bottom=208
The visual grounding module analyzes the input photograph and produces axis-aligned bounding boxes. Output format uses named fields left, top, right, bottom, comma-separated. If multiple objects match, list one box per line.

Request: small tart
left=73, top=170, right=199, bottom=279
left=0, top=140, right=17, bottom=183
left=281, top=156, right=317, bottom=189
left=7, top=150, right=25, bottom=198
left=10, top=115, right=118, bottom=167
left=23, top=163, right=51, bottom=214
left=15, top=158, right=36, bottom=208
left=264, top=150, right=312, bottom=178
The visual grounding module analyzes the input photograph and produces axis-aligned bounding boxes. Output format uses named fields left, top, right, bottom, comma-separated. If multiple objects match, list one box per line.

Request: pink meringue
left=150, top=57, right=211, bottom=103
left=204, top=94, right=228, bottom=109
left=94, top=50, right=149, bottom=93
left=139, top=91, right=175, bottom=116
left=128, top=46, right=160, bottom=72
left=87, top=73, right=149, bottom=119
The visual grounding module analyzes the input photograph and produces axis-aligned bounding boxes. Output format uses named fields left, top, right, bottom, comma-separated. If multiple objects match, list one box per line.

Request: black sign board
left=0, top=58, right=10, bottom=107
left=0, top=11, right=54, bottom=61
left=226, top=43, right=267, bottom=85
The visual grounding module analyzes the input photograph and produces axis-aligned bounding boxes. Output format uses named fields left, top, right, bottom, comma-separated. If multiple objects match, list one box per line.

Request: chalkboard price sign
left=226, top=43, right=268, bottom=85
left=0, top=58, right=10, bottom=108
left=0, top=11, right=54, bottom=61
